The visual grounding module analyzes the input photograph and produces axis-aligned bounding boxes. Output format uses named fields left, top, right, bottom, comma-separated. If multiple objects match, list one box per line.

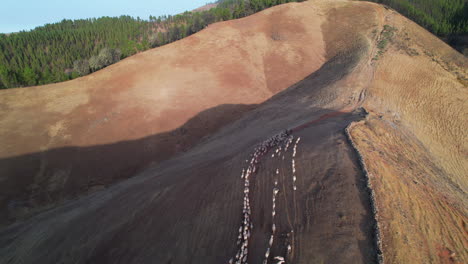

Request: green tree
left=89, top=56, right=101, bottom=72
left=97, top=47, right=114, bottom=67
left=73, top=59, right=90, bottom=76
left=22, top=67, right=37, bottom=86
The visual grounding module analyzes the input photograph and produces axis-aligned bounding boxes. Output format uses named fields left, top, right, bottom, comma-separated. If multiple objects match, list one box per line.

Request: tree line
left=0, top=0, right=304, bottom=89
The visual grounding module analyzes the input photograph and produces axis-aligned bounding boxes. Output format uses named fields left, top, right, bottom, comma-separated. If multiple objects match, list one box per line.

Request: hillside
left=0, top=0, right=304, bottom=89
left=0, top=0, right=326, bottom=227
left=0, top=0, right=467, bottom=263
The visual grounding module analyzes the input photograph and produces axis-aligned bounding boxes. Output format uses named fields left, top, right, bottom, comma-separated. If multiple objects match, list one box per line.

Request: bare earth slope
left=0, top=1, right=467, bottom=263
left=0, top=2, right=326, bottom=224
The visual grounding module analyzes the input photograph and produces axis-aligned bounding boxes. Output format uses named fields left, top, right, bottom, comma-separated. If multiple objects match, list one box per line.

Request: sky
left=0, top=0, right=211, bottom=33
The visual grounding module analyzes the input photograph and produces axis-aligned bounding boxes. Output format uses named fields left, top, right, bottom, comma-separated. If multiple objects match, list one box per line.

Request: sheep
left=231, top=130, right=297, bottom=264
left=274, top=259, right=285, bottom=264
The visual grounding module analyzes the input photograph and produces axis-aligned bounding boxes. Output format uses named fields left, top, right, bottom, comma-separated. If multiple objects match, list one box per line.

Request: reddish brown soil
left=0, top=35, right=377, bottom=263
left=0, top=1, right=466, bottom=263
left=0, top=1, right=326, bottom=224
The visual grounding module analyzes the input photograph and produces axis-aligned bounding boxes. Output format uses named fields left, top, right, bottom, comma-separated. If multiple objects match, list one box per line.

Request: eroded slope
left=0, top=1, right=383, bottom=263
left=0, top=1, right=466, bottom=264
left=0, top=1, right=326, bottom=224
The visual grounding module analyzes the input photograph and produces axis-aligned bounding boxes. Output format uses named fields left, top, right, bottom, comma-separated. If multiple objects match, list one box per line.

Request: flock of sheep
left=229, top=130, right=302, bottom=264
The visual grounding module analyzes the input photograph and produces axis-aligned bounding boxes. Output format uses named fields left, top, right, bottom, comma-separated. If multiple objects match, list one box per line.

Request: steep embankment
left=0, top=1, right=326, bottom=224
left=347, top=4, right=468, bottom=263
left=0, top=0, right=467, bottom=264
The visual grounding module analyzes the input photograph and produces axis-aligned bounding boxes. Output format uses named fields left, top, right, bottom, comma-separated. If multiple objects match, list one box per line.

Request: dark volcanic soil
left=0, top=35, right=379, bottom=263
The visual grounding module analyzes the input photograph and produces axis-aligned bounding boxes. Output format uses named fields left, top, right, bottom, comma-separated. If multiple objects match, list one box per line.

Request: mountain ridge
left=0, top=0, right=466, bottom=263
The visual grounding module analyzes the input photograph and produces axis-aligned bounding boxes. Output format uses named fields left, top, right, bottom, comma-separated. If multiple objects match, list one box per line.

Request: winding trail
left=291, top=108, right=354, bottom=133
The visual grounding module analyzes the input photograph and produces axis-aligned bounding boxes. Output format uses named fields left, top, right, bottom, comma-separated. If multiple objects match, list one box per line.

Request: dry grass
left=345, top=4, right=468, bottom=263
left=348, top=116, right=467, bottom=264
left=363, top=9, right=468, bottom=191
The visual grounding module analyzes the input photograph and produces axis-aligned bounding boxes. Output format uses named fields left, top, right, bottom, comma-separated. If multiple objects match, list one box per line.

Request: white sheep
left=274, top=256, right=285, bottom=264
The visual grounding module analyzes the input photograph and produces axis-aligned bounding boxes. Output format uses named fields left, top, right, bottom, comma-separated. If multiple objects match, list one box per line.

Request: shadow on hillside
left=0, top=37, right=369, bottom=228
left=0, top=103, right=258, bottom=226
left=0, top=35, right=384, bottom=263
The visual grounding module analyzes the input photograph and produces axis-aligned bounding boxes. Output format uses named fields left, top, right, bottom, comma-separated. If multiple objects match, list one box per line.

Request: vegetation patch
left=360, top=0, right=468, bottom=54
left=359, top=0, right=467, bottom=36
left=373, top=25, right=398, bottom=60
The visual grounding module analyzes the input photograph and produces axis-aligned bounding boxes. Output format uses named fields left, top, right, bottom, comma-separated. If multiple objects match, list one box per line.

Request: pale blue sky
left=0, top=0, right=211, bottom=33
